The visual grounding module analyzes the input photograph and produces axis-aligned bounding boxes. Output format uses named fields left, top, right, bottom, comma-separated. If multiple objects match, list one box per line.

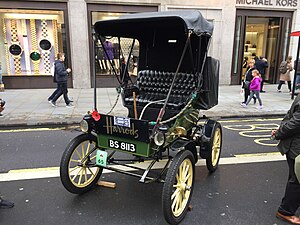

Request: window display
left=92, top=12, right=140, bottom=76
left=0, top=9, right=66, bottom=76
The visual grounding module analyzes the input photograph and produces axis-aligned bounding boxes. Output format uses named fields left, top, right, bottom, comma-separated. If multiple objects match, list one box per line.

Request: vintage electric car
left=60, top=10, right=222, bottom=225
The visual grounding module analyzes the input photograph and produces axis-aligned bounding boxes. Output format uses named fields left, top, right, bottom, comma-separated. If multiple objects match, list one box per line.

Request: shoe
left=256, top=105, right=263, bottom=109
left=0, top=197, right=14, bottom=208
left=68, top=100, right=74, bottom=103
left=260, top=90, right=266, bottom=93
left=66, top=103, right=74, bottom=108
left=50, top=101, right=56, bottom=107
left=0, top=113, right=2, bottom=116
left=277, top=89, right=282, bottom=93
left=276, top=212, right=300, bottom=224
left=240, top=103, right=247, bottom=107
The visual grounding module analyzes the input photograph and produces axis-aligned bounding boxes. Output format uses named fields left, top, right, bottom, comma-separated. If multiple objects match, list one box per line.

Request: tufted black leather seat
left=124, top=70, right=197, bottom=110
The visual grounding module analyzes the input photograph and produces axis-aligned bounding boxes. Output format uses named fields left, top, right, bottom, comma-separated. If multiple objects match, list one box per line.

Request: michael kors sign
left=236, top=0, right=298, bottom=7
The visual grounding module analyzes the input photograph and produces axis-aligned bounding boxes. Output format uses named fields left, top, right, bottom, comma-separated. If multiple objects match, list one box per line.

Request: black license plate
left=108, top=139, right=136, bottom=153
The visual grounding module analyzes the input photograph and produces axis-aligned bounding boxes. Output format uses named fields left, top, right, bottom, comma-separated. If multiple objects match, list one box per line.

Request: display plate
left=96, top=150, right=108, bottom=167
left=96, top=114, right=149, bottom=143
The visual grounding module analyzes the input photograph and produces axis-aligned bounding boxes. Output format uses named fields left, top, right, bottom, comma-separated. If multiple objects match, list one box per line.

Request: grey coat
left=275, top=94, right=300, bottom=159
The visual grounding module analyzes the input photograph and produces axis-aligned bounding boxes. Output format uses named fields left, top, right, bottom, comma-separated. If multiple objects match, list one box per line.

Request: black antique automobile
left=60, top=10, right=222, bottom=225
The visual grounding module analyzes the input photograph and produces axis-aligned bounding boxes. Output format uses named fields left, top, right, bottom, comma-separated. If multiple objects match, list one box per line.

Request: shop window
left=92, top=12, right=140, bottom=76
left=0, top=9, right=67, bottom=76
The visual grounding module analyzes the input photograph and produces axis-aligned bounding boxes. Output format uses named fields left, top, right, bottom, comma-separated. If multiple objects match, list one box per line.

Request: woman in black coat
left=242, top=59, right=256, bottom=104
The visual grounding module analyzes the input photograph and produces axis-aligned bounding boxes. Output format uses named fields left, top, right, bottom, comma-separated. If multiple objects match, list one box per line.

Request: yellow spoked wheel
left=60, top=134, right=103, bottom=194
left=162, top=150, right=195, bottom=225
left=206, top=122, right=222, bottom=172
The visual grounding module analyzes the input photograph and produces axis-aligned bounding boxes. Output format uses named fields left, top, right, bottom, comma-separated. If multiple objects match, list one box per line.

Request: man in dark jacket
left=272, top=94, right=300, bottom=224
left=49, top=53, right=73, bottom=107
left=255, top=56, right=268, bottom=92
left=241, top=59, right=256, bottom=104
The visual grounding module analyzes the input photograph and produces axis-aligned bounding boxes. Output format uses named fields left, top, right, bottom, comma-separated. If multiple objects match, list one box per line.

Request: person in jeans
left=272, top=93, right=300, bottom=224
left=241, top=69, right=263, bottom=109
left=47, top=61, right=59, bottom=102
left=49, top=53, right=73, bottom=108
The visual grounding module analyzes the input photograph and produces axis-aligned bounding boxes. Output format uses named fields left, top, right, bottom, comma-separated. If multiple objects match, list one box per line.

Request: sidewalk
left=0, top=84, right=297, bottom=127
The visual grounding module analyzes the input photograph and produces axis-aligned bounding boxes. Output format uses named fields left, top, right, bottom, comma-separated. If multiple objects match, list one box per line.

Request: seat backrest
left=136, top=70, right=197, bottom=107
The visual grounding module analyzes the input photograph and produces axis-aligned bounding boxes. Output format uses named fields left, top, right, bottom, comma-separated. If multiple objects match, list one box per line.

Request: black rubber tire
left=206, top=122, right=222, bottom=173
left=60, top=133, right=103, bottom=194
left=162, top=150, right=195, bottom=225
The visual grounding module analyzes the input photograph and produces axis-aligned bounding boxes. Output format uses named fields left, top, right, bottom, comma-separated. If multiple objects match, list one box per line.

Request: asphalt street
left=0, top=117, right=292, bottom=225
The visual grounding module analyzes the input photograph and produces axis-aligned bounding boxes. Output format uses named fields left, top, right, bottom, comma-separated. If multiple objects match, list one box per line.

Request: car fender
left=170, top=138, right=198, bottom=163
left=200, top=119, right=218, bottom=159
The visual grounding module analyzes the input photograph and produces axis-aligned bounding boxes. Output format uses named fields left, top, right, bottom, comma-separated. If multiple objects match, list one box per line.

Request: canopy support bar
left=155, top=32, right=192, bottom=124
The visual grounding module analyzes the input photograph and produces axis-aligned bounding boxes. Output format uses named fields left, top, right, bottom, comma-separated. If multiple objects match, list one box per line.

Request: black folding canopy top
left=94, top=10, right=214, bottom=74
left=94, top=10, right=214, bottom=38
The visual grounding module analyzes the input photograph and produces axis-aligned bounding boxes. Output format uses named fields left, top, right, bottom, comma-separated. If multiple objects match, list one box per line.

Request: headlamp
left=80, top=120, right=89, bottom=133
left=154, top=131, right=165, bottom=146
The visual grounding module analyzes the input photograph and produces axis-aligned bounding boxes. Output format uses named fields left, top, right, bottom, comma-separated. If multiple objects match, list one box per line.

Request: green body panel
left=167, top=107, right=199, bottom=144
left=98, top=134, right=151, bottom=157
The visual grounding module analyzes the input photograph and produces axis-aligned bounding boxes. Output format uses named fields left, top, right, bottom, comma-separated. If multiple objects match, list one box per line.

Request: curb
left=0, top=113, right=286, bottom=128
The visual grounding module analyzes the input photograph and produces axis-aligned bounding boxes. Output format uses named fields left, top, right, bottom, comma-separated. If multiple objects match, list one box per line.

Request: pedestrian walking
left=49, top=53, right=73, bottom=108
left=272, top=93, right=300, bottom=224
left=47, top=61, right=59, bottom=102
left=241, top=69, right=263, bottom=109
left=278, top=56, right=293, bottom=93
left=241, top=59, right=256, bottom=105
left=255, top=56, right=268, bottom=92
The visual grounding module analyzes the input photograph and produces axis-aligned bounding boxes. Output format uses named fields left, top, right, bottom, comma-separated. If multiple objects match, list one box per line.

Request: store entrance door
left=243, top=17, right=280, bottom=83
left=231, top=10, right=292, bottom=85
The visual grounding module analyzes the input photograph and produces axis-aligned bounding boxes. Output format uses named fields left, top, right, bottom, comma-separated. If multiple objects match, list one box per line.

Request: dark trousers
left=260, top=80, right=264, bottom=91
left=48, top=83, right=59, bottom=101
left=278, top=80, right=291, bottom=92
left=278, top=155, right=300, bottom=216
left=51, top=82, right=70, bottom=105
left=243, top=88, right=256, bottom=103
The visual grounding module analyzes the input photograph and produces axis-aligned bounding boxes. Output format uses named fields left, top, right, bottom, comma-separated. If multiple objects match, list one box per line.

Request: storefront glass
left=92, top=12, right=140, bottom=77
left=0, top=9, right=66, bottom=76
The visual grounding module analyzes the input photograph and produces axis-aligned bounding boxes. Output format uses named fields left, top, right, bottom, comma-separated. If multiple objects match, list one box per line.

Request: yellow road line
left=9, top=167, right=60, bottom=173
left=220, top=118, right=282, bottom=123
left=0, top=126, right=77, bottom=133
left=0, top=152, right=285, bottom=182
left=234, top=151, right=281, bottom=157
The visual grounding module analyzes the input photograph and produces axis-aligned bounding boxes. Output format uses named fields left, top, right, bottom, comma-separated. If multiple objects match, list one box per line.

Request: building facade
left=0, top=0, right=299, bottom=88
